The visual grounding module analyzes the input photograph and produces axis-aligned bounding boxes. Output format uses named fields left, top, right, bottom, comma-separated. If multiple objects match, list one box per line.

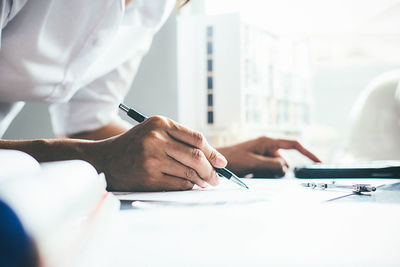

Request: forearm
left=66, top=122, right=131, bottom=140
left=0, top=122, right=130, bottom=175
left=0, top=139, right=104, bottom=171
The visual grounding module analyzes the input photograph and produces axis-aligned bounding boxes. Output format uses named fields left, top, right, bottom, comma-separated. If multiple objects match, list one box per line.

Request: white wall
left=124, top=15, right=179, bottom=121
left=3, top=15, right=179, bottom=139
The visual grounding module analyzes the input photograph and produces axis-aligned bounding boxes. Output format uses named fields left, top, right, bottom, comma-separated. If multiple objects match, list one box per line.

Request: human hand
left=96, top=116, right=227, bottom=191
left=217, top=136, right=321, bottom=178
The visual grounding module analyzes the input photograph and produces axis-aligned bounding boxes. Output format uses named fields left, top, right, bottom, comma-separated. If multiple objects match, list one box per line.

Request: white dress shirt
left=0, top=0, right=175, bottom=137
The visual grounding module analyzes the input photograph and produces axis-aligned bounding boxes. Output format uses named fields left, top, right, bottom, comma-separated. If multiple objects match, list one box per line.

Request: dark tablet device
left=294, top=161, right=400, bottom=179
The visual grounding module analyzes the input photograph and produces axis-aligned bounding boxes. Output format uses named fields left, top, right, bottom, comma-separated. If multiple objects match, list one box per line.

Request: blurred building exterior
left=177, top=14, right=313, bottom=146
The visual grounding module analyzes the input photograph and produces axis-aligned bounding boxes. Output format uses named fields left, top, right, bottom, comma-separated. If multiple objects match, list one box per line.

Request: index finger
left=275, top=139, right=322, bottom=163
left=166, top=122, right=227, bottom=168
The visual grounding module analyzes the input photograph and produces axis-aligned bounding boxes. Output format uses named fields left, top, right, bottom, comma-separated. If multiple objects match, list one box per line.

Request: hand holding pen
left=118, top=103, right=248, bottom=190
left=103, top=103, right=247, bottom=191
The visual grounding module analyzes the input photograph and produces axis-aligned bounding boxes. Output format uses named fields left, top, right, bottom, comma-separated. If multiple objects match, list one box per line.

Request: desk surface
left=110, top=176, right=400, bottom=266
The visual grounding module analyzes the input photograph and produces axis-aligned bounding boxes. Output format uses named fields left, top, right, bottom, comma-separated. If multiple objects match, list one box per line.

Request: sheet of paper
left=115, top=179, right=267, bottom=206
left=113, top=178, right=385, bottom=206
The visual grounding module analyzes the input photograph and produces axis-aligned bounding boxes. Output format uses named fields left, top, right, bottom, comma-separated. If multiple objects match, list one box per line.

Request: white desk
left=109, top=177, right=400, bottom=266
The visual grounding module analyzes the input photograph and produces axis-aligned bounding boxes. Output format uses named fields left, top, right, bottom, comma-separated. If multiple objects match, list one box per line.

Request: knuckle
left=208, top=149, right=218, bottom=163
left=293, top=140, right=301, bottom=148
left=148, top=115, right=169, bottom=128
left=142, top=130, right=164, bottom=149
left=191, top=148, right=204, bottom=161
left=170, top=120, right=180, bottom=131
left=142, top=157, right=158, bottom=170
left=184, top=168, right=197, bottom=180
left=192, top=131, right=205, bottom=147
left=147, top=130, right=159, bottom=140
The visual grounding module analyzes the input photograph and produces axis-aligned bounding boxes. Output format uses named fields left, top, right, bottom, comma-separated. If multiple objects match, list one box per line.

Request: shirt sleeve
left=49, top=57, right=142, bottom=136
left=0, top=0, right=27, bottom=50
left=0, top=0, right=12, bottom=31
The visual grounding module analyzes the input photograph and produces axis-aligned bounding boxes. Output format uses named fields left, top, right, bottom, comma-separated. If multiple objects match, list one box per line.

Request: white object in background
left=0, top=149, right=41, bottom=180
left=347, top=70, right=400, bottom=160
left=177, top=13, right=312, bottom=146
left=0, top=149, right=120, bottom=267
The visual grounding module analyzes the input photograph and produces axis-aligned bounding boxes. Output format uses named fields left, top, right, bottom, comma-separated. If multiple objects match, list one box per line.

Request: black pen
left=119, top=103, right=249, bottom=189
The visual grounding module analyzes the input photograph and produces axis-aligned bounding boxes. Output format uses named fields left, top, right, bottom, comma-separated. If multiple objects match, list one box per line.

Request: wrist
left=34, top=138, right=108, bottom=174
left=74, top=139, right=108, bottom=174
left=0, top=138, right=108, bottom=174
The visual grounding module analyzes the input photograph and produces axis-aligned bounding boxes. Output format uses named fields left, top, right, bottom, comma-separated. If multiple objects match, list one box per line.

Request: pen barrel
left=215, top=168, right=232, bottom=179
left=127, top=109, right=147, bottom=123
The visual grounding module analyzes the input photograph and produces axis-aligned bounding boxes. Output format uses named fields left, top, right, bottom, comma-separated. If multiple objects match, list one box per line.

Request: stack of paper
left=0, top=149, right=120, bottom=267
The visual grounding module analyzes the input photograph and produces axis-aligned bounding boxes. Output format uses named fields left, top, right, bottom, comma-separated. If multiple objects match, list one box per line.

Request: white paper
left=115, top=179, right=266, bottom=206
left=113, top=178, right=384, bottom=207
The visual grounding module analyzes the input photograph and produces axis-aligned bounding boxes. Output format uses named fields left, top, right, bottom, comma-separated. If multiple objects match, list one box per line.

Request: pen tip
left=231, top=175, right=249, bottom=189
